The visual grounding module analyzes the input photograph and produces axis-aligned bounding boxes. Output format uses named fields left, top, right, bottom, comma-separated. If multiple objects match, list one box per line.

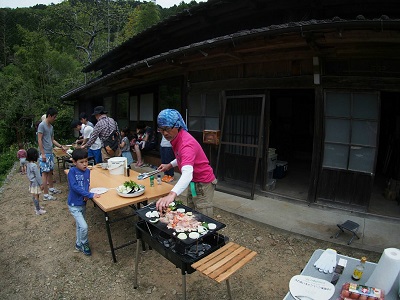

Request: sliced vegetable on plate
left=116, top=180, right=145, bottom=198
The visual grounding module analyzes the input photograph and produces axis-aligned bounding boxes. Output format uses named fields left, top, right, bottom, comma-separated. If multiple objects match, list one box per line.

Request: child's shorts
left=19, top=158, right=27, bottom=166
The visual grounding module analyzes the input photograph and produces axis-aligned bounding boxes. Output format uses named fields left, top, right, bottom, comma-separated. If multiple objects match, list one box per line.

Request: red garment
left=170, top=130, right=215, bottom=183
left=17, top=149, right=27, bottom=159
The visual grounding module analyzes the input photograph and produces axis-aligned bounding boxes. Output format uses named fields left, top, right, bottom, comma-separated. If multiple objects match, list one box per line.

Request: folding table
left=283, top=249, right=399, bottom=299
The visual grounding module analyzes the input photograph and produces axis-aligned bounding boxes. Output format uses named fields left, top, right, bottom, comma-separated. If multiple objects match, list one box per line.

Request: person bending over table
left=155, top=109, right=217, bottom=217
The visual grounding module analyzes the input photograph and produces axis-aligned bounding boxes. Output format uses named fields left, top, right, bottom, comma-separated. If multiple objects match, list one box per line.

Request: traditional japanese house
left=62, top=0, right=400, bottom=218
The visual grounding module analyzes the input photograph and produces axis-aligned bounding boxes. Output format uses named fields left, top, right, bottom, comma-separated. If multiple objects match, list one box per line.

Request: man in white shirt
left=71, top=121, right=102, bottom=164
left=79, top=112, right=94, bottom=128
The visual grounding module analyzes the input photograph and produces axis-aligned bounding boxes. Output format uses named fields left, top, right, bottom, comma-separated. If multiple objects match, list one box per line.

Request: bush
left=0, top=145, right=19, bottom=185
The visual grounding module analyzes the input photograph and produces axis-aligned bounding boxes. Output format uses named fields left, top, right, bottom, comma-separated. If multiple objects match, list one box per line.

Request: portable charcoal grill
left=134, top=205, right=228, bottom=300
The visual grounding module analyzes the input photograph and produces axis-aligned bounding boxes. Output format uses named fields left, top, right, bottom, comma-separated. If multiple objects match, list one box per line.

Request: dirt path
left=0, top=163, right=381, bottom=299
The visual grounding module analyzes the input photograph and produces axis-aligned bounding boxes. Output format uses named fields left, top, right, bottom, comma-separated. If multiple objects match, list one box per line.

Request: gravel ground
left=0, top=163, right=381, bottom=300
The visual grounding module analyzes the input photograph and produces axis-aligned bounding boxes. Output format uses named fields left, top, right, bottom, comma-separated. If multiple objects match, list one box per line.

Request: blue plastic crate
left=273, top=160, right=288, bottom=179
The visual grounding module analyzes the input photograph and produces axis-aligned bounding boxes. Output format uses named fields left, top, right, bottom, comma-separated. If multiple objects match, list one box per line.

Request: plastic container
left=352, top=257, right=366, bottom=280
left=107, top=157, right=127, bottom=175
left=268, top=148, right=276, bottom=156
left=267, top=153, right=277, bottom=171
left=338, top=282, right=385, bottom=300
left=150, top=175, right=154, bottom=187
left=273, top=160, right=288, bottom=179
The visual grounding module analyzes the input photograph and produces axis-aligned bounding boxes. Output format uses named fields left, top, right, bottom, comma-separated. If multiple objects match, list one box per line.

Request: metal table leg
left=134, top=241, right=140, bottom=289
left=182, top=272, right=187, bottom=300
left=226, top=278, right=233, bottom=300
left=104, top=212, right=117, bottom=263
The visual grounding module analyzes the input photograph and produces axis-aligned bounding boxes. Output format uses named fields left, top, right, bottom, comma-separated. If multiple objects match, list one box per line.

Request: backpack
left=103, top=119, right=120, bottom=156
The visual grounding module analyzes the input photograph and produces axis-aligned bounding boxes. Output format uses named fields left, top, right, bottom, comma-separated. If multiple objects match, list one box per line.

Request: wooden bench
left=191, top=241, right=257, bottom=299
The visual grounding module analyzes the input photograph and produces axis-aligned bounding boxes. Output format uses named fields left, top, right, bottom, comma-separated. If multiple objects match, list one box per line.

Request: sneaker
left=49, top=188, right=62, bottom=194
left=43, top=194, right=57, bottom=201
left=81, top=242, right=91, bottom=256
left=75, top=243, right=83, bottom=252
left=35, top=209, right=47, bottom=215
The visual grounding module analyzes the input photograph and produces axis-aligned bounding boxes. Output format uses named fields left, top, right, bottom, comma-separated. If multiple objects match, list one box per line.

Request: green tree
left=0, top=7, right=45, bottom=68
left=43, top=0, right=137, bottom=65
left=159, top=1, right=198, bottom=20
left=0, top=27, right=79, bottom=146
left=120, top=2, right=160, bottom=42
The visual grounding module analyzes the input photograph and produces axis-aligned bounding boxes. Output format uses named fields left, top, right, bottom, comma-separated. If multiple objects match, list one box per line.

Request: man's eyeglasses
left=158, top=120, right=178, bottom=133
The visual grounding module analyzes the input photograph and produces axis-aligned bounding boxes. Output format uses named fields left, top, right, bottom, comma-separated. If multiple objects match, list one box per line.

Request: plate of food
left=116, top=180, right=145, bottom=198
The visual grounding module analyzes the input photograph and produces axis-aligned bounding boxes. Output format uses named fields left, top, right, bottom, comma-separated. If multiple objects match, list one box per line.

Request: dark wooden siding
left=317, top=169, right=373, bottom=208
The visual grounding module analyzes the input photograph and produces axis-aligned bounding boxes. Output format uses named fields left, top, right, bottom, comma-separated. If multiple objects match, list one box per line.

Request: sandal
left=165, top=176, right=174, bottom=183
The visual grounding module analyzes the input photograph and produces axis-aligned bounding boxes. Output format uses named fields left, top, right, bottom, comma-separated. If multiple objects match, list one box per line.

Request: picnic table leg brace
left=104, top=212, right=117, bottom=263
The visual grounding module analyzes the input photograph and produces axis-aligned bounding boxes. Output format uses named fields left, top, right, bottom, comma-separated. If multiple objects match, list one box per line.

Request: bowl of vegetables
left=116, top=180, right=145, bottom=198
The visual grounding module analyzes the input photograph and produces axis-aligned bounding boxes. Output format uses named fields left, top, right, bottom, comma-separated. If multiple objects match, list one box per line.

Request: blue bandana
left=157, top=109, right=188, bottom=131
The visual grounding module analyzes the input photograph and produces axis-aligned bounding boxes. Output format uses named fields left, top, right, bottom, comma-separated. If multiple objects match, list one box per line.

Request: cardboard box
left=203, top=130, right=221, bottom=145
left=384, top=188, right=398, bottom=200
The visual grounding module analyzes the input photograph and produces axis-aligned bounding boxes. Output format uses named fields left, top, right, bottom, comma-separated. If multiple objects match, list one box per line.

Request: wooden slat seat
left=192, top=242, right=257, bottom=299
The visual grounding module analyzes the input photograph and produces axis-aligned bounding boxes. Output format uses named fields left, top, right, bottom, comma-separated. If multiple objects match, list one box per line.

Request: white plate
left=177, top=233, right=187, bottom=240
left=90, top=187, right=109, bottom=194
left=116, top=186, right=145, bottom=198
left=289, top=275, right=334, bottom=300
left=189, top=232, right=200, bottom=239
left=145, top=211, right=159, bottom=218
left=208, top=223, right=216, bottom=230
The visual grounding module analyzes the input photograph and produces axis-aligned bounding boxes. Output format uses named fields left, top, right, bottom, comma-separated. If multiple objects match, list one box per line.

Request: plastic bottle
left=352, top=257, right=366, bottom=280
left=150, top=175, right=154, bottom=187
left=157, top=174, right=162, bottom=185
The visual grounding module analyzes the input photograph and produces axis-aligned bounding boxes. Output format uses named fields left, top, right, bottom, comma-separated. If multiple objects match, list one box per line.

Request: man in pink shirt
left=156, top=109, right=217, bottom=216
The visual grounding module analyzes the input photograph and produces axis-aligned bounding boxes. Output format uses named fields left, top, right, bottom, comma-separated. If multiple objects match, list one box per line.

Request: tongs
left=137, top=169, right=161, bottom=180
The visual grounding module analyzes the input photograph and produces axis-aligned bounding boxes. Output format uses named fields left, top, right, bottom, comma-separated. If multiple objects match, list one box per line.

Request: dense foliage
left=0, top=0, right=199, bottom=182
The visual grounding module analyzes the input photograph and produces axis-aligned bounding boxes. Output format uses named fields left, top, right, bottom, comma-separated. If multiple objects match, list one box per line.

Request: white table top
left=283, top=249, right=399, bottom=300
